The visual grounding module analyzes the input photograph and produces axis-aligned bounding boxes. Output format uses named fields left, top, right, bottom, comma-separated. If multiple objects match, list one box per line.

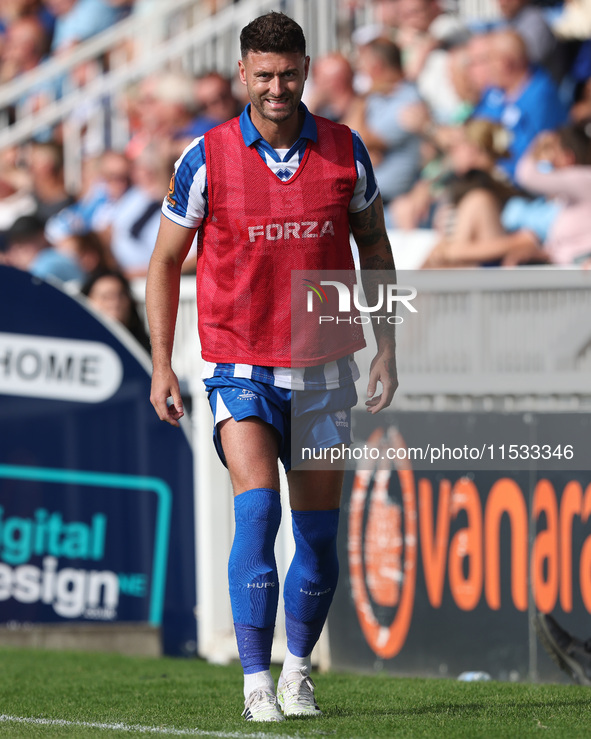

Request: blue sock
left=229, top=488, right=281, bottom=674
left=284, top=508, right=340, bottom=658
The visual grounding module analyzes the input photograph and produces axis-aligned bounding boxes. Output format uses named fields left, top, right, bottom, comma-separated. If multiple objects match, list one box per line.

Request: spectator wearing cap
left=4, top=213, right=84, bottom=282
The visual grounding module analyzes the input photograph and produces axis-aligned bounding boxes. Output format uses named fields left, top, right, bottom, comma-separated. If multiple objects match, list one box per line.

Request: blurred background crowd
left=1, top=0, right=591, bottom=343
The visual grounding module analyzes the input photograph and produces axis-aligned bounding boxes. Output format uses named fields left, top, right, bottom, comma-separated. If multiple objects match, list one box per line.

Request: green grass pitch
left=1, top=646, right=591, bottom=738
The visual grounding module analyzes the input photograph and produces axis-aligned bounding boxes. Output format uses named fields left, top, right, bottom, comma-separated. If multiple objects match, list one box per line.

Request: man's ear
left=238, top=59, right=246, bottom=85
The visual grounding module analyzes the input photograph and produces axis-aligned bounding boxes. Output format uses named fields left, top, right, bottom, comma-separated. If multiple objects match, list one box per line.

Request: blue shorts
left=204, top=376, right=358, bottom=472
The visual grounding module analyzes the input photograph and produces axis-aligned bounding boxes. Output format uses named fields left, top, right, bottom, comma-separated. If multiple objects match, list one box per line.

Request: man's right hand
left=150, top=366, right=184, bottom=427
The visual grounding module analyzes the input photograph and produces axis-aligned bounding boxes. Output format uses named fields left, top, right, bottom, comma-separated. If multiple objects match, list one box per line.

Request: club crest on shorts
left=237, top=389, right=257, bottom=401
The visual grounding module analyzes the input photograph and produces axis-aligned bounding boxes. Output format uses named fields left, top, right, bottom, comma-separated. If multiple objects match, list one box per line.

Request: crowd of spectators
left=327, top=0, right=591, bottom=268
left=2, top=0, right=591, bottom=348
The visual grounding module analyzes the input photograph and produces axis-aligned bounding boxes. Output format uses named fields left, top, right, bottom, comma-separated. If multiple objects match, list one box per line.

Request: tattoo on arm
left=350, top=196, right=397, bottom=349
left=350, top=196, right=395, bottom=271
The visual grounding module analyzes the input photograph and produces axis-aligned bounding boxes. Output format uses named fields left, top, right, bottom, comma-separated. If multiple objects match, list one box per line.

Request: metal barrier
left=134, top=240, right=591, bottom=406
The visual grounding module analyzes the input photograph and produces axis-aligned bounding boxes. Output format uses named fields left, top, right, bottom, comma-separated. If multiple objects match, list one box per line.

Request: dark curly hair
left=240, top=11, right=306, bottom=58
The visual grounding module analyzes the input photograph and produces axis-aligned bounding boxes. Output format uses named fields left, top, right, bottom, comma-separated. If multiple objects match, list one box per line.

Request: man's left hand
left=366, top=349, right=398, bottom=414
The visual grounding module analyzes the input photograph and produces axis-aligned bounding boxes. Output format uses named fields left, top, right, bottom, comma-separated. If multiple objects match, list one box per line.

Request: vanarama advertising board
left=290, top=267, right=591, bottom=682
left=330, top=416, right=591, bottom=682
left=0, top=267, right=195, bottom=655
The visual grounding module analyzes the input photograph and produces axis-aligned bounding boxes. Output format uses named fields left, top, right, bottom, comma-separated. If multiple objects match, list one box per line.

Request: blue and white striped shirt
left=162, top=103, right=378, bottom=390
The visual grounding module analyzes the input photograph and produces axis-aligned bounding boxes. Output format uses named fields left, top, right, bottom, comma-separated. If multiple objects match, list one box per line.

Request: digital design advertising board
left=0, top=267, right=195, bottom=655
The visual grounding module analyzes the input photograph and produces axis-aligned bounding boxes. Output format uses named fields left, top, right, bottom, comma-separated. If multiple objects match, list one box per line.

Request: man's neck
left=503, top=68, right=530, bottom=98
left=250, top=107, right=305, bottom=149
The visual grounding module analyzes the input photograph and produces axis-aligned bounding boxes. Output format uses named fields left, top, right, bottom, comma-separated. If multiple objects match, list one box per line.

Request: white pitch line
left=0, top=714, right=300, bottom=738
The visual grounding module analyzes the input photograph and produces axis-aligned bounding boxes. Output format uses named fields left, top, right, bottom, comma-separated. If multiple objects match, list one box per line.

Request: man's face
left=467, top=35, right=493, bottom=93
left=3, top=20, right=43, bottom=67
left=43, top=0, right=76, bottom=16
left=398, top=0, right=432, bottom=32
left=238, top=51, right=309, bottom=126
left=196, top=76, right=236, bottom=123
left=498, top=0, right=524, bottom=20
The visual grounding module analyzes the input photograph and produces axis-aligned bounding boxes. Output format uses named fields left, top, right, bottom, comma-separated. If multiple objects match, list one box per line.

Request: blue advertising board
left=0, top=266, right=196, bottom=655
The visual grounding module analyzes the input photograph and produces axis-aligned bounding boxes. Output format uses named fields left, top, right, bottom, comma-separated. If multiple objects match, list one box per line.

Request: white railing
left=0, top=0, right=501, bottom=193
left=134, top=235, right=591, bottom=406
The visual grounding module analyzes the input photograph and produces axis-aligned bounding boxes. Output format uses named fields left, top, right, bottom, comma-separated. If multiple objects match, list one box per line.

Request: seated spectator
left=127, top=71, right=217, bottom=161
left=0, top=15, right=49, bottom=83
left=56, top=229, right=112, bottom=275
left=81, top=268, right=151, bottom=352
left=344, top=37, right=424, bottom=204
left=420, top=175, right=536, bottom=268
left=513, top=124, right=591, bottom=264
left=391, top=118, right=512, bottom=229
left=473, top=30, right=569, bottom=180
left=45, top=149, right=131, bottom=248
left=571, top=78, right=591, bottom=122
left=4, top=213, right=84, bottom=281
left=395, top=0, right=470, bottom=123
left=0, top=145, right=36, bottom=244
left=305, top=52, right=358, bottom=123
left=466, top=32, right=495, bottom=101
left=100, top=145, right=169, bottom=278
left=0, top=0, right=53, bottom=37
left=372, top=0, right=402, bottom=29
left=422, top=123, right=591, bottom=267
left=194, top=71, right=243, bottom=124
left=26, top=140, right=75, bottom=222
left=45, top=0, right=126, bottom=54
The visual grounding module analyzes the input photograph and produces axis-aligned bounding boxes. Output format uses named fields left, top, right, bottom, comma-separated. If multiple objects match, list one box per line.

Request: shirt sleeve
left=161, top=136, right=208, bottom=229
left=349, top=130, right=380, bottom=213
left=366, top=85, right=422, bottom=148
left=516, top=151, right=591, bottom=202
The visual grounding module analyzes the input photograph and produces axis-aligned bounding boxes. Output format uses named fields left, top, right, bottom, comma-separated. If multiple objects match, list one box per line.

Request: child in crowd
left=422, top=122, right=591, bottom=267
